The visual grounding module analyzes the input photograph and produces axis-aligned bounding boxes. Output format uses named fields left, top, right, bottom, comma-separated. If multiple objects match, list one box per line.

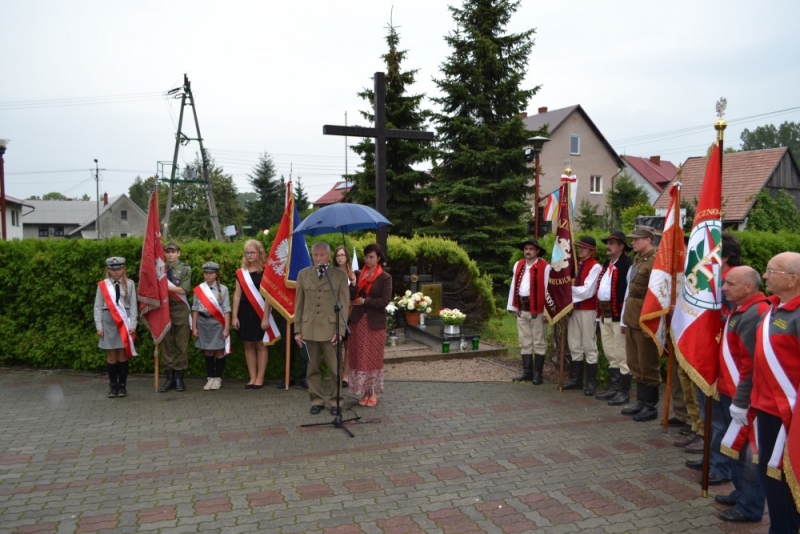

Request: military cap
left=202, top=261, right=220, bottom=272
left=626, top=225, right=658, bottom=240
left=106, top=257, right=126, bottom=269
left=164, top=241, right=180, bottom=251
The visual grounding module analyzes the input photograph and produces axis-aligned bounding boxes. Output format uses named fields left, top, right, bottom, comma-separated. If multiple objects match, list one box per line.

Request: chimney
left=649, top=156, right=661, bottom=165
left=538, top=106, right=548, bottom=114
left=520, top=112, right=528, bottom=119
left=103, top=192, right=108, bottom=206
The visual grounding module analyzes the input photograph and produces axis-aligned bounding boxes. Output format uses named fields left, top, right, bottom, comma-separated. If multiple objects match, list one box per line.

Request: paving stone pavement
left=0, top=368, right=770, bottom=534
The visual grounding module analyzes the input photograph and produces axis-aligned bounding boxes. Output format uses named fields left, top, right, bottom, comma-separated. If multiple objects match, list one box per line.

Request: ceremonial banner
left=260, top=184, right=312, bottom=322
left=672, top=143, right=723, bottom=395
left=545, top=175, right=576, bottom=324
left=640, top=183, right=684, bottom=352
left=138, top=192, right=171, bottom=343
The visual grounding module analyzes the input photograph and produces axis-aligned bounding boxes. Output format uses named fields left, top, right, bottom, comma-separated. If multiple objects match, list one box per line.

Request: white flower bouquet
left=395, top=290, right=433, bottom=315
left=438, top=308, right=466, bottom=326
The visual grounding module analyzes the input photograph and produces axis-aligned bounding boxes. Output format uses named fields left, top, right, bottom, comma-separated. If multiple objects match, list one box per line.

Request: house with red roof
left=652, top=147, right=800, bottom=229
left=312, top=181, right=352, bottom=208
left=620, top=155, right=678, bottom=204
left=522, top=105, right=624, bottom=228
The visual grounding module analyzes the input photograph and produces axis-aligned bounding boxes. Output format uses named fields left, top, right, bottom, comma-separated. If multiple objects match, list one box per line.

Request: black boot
left=107, top=363, right=118, bottom=398
left=532, top=354, right=545, bottom=385
left=175, top=369, right=186, bottom=392
left=513, top=354, right=533, bottom=382
left=633, top=384, right=659, bottom=422
left=608, top=372, right=632, bottom=406
left=595, top=368, right=619, bottom=400
left=621, top=380, right=645, bottom=414
left=584, top=364, right=598, bottom=396
left=160, top=369, right=176, bottom=392
left=117, top=361, right=128, bottom=397
left=563, top=360, right=584, bottom=390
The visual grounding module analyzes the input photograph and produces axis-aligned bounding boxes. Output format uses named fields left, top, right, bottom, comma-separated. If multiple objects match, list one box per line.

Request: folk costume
left=192, top=262, right=231, bottom=391
left=564, top=236, right=602, bottom=394
left=348, top=264, right=392, bottom=398
left=594, top=231, right=633, bottom=405
left=506, top=238, right=550, bottom=384
left=750, top=294, right=800, bottom=533
left=161, top=241, right=192, bottom=392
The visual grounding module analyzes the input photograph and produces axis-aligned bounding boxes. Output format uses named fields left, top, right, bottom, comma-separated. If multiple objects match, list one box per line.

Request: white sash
left=168, top=279, right=193, bottom=329
left=102, top=279, right=137, bottom=357
left=198, top=283, right=231, bottom=354
left=238, top=269, right=281, bottom=344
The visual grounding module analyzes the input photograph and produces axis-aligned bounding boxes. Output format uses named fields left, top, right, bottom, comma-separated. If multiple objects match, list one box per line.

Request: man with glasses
left=750, top=252, right=800, bottom=532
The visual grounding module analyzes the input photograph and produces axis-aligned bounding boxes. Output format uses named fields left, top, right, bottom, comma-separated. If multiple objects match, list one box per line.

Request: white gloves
left=729, top=404, right=749, bottom=426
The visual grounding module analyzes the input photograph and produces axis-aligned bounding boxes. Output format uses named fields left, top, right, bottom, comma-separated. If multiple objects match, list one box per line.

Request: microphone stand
left=301, top=265, right=360, bottom=437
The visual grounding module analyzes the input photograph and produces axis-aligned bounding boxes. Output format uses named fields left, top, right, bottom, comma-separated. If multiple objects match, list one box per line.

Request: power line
left=0, top=92, right=166, bottom=111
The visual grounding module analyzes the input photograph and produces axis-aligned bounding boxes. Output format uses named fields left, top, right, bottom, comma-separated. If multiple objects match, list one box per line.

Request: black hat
left=576, top=236, right=597, bottom=251
left=601, top=231, right=632, bottom=251
left=520, top=238, right=546, bottom=255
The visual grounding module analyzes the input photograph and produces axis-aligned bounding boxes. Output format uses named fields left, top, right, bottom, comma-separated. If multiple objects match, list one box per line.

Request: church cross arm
left=323, top=125, right=434, bottom=141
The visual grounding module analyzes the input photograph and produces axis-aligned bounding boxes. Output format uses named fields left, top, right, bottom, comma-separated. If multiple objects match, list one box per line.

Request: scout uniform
left=161, top=241, right=192, bottom=392
left=191, top=262, right=231, bottom=391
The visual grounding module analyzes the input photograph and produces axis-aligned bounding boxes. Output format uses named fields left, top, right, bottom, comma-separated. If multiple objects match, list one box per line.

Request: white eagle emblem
left=155, top=257, right=166, bottom=280
left=268, top=238, right=290, bottom=276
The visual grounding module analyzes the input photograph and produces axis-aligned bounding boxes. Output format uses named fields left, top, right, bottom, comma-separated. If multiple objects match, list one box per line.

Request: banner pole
left=285, top=322, right=292, bottom=390
left=558, top=320, right=566, bottom=392
left=154, top=344, right=160, bottom=393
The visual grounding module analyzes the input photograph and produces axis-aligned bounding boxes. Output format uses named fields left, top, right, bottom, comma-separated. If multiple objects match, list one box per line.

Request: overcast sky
left=2, top=0, right=798, bottom=204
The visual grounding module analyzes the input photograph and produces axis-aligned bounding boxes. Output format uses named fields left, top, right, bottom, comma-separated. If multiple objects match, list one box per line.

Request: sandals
left=366, top=396, right=378, bottom=407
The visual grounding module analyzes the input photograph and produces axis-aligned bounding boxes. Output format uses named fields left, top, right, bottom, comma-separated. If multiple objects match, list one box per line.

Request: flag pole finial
left=563, top=158, right=572, bottom=176
left=715, top=97, right=727, bottom=141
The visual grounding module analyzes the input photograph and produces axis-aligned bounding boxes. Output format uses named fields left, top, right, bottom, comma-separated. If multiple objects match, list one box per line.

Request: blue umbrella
left=293, top=203, right=392, bottom=237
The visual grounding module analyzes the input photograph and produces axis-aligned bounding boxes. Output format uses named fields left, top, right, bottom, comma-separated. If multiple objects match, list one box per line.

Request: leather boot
left=532, top=354, right=545, bottom=385
left=159, top=369, right=176, bottom=392
left=633, top=384, right=659, bottom=422
left=513, top=354, right=533, bottom=382
left=621, top=380, right=645, bottom=414
left=117, top=361, right=128, bottom=397
left=608, top=372, right=632, bottom=406
left=107, top=382, right=118, bottom=398
left=583, top=364, right=598, bottom=396
left=595, top=368, right=619, bottom=400
left=175, top=369, right=186, bottom=392
left=563, top=360, right=584, bottom=390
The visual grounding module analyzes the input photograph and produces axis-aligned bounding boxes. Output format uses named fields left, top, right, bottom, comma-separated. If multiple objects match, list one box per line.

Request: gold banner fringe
left=720, top=444, right=740, bottom=461
left=639, top=309, right=668, bottom=353
left=767, top=465, right=783, bottom=481
left=783, top=449, right=800, bottom=513
left=671, top=330, right=715, bottom=397
left=546, top=303, right=574, bottom=326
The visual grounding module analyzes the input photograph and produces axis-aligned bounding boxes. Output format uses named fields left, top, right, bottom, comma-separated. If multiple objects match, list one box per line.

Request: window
left=39, top=227, right=49, bottom=237
left=590, top=175, right=603, bottom=194
left=120, top=233, right=128, bottom=238
left=11, top=210, right=20, bottom=227
left=121, top=210, right=127, bottom=220
left=570, top=135, right=580, bottom=155
left=54, top=226, right=65, bottom=237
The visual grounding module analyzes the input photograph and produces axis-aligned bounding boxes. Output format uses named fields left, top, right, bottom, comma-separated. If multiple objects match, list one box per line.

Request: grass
left=478, top=310, right=519, bottom=360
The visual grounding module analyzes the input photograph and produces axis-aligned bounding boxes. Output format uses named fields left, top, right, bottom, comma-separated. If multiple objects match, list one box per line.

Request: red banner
left=138, top=192, right=171, bottom=344
left=545, top=176, right=575, bottom=324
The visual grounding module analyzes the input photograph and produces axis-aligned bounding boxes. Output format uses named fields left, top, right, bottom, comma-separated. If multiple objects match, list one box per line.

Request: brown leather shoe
left=685, top=435, right=705, bottom=454
left=673, top=431, right=698, bottom=448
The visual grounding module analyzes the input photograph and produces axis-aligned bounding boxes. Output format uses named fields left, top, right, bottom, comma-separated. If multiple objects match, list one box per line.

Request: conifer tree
left=346, top=22, right=435, bottom=237
left=424, top=0, right=540, bottom=284
left=246, top=153, right=283, bottom=231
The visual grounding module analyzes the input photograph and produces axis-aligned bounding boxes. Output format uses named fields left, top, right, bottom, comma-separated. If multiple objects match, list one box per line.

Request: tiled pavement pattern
left=1, top=368, right=770, bottom=533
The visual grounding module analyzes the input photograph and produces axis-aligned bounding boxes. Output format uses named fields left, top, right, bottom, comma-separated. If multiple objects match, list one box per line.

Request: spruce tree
left=346, top=22, right=435, bottom=237
left=294, top=177, right=310, bottom=213
left=246, top=153, right=284, bottom=231
left=425, top=0, right=540, bottom=284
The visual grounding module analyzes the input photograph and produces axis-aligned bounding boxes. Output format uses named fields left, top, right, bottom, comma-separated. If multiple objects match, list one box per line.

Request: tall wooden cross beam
left=323, top=71, right=434, bottom=256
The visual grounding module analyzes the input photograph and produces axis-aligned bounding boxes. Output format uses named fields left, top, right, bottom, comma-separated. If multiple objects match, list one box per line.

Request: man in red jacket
left=751, top=251, right=800, bottom=532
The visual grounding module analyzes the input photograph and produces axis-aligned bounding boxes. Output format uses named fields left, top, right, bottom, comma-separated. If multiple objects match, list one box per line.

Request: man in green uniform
left=160, top=241, right=192, bottom=392
left=620, top=226, right=660, bottom=422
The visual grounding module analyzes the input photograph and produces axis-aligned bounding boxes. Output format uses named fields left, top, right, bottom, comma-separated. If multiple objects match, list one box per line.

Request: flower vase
left=443, top=324, right=460, bottom=335
left=405, top=312, right=421, bottom=326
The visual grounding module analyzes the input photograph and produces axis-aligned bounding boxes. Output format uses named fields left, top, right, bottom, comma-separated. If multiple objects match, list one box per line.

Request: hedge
left=0, top=234, right=494, bottom=378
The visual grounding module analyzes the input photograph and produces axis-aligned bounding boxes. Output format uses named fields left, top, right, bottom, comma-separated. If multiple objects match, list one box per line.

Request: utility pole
left=163, top=74, right=223, bottom=241
left=94, top=159, right=101, bottom=240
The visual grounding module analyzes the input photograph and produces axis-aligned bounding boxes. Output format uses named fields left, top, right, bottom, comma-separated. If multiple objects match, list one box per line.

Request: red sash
left=98, top=280, right=137, bottom=359
left=236, top=269, right=281, bottom=345
left=193, top=283, right=231, bottom=354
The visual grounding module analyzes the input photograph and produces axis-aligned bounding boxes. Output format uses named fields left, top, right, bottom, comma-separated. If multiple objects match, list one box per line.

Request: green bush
left=0, top=233, right=494, bottom=375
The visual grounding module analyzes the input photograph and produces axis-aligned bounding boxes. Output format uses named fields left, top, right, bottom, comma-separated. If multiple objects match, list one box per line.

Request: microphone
left=317, top=262, right=326, bottom=268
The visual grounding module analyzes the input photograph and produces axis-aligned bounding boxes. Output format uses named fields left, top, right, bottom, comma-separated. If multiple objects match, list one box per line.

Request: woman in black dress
left=232, top=240, right=272, bottom=389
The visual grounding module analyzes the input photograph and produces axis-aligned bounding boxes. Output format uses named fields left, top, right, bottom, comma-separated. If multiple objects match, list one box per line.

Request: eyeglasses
left=766, top=268, right=795, bottom=276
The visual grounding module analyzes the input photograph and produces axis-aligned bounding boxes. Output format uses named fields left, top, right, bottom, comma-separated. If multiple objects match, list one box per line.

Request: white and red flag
left=672, top=143, right=723, bottom=395
left=138, top=192, right=171, bottom=344
left=640, top=183, right=685, bottom=352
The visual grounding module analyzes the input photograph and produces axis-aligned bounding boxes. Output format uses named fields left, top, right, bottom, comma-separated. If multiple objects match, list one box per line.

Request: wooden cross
left=323, top=71, right=434, bottom=255
left=402, top=266, right=433, bottom=293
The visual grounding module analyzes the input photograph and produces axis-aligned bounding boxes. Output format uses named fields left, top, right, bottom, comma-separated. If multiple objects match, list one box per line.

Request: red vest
left=513, top=258, right=547, bottom=314
left=574, top=258, right=599, bottom=311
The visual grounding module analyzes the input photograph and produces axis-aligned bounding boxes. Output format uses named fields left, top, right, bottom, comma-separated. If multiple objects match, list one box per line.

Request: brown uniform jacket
left=349, top=271, right=392, bottom=330
left=294, top=266, right=350, bottom=342
left=622, top=248, right=656, bottom=329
